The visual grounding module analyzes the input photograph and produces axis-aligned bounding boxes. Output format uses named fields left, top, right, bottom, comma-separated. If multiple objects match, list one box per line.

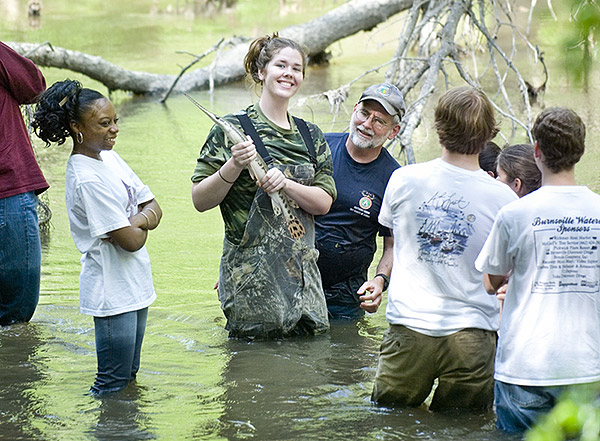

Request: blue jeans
left=327, top=303, right=365, bottom=320
left=495, top=380, right=564, bottom=432
left=317, top=243, right=371, bottom=321
left=91, top=308, right=148, bottom=396
left=0, top=192, right=41, bottom=326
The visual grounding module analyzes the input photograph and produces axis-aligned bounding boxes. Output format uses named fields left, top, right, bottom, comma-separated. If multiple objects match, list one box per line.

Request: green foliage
left=563, top=0, right=600, bottom=90
left=526, top=384, right=600, bottom=441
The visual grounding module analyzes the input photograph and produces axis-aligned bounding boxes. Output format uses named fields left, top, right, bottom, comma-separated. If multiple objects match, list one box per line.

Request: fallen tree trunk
left=6, top=0, right=412, bottom=95
left=10, top=0, right=545, bottom=167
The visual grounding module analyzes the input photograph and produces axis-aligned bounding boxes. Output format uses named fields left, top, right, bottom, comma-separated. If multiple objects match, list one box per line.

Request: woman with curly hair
left=191, top=34, right=336, bottom=339
left=33, top=80, right=162, bottom=395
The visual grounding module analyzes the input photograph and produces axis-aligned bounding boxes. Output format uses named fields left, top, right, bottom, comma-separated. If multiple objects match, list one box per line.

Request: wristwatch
left=375, top=273, right=390, bottom=291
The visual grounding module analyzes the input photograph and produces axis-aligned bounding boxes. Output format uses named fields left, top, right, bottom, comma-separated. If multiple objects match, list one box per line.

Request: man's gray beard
left=349, top=123, right=388, bottom=150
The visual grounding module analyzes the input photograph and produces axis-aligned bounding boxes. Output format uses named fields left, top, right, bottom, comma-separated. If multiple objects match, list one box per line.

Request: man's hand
left=357, top=277, right=385, bottom=313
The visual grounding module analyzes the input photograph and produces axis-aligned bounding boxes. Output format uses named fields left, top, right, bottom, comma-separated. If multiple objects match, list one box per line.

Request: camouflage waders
left=218, top=163, right=329, bottom=339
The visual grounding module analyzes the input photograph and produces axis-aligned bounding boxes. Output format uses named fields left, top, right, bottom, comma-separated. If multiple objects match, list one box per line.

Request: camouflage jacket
left=191, top=104, right=336, bottom=245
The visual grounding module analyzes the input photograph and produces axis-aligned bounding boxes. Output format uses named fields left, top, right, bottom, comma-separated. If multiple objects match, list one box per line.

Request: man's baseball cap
left=358, top=83, right=405, bottom=117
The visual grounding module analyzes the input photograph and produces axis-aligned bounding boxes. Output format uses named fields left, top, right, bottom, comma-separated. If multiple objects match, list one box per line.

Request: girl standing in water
left=191, top=34, right=336, bottom=339
left=33, top=80, right=162, bottom=395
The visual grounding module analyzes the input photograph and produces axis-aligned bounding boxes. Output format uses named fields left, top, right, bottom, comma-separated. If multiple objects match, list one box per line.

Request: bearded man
left=315, top=83, right=403, bottom=320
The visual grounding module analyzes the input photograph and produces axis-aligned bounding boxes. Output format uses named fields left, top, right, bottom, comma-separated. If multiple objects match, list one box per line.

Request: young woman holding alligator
left=191, top=33, right=336, bottom=339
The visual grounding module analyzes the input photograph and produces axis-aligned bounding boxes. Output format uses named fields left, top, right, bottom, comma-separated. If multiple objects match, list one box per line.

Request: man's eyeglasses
left=354, top=108, right=390, bottom=131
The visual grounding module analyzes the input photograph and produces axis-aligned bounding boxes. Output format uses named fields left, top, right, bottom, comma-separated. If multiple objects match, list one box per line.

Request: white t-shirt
left=65, top=150, right=157, bottom=316
left=476, top=185, right=600, bottom=386
left=379, top=158, right=517, bottom=336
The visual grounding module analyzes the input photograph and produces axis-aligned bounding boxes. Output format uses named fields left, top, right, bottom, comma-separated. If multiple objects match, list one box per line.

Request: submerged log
left=6, top=0, right=411, bottom=95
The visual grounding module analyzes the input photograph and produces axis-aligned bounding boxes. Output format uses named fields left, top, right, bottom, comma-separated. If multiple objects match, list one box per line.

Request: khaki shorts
left=371, top=324, right=496, bottom=410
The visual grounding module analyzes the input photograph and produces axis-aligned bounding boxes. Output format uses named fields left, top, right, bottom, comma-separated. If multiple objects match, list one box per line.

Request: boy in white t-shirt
left=371, top=86, right=517, bottom=410
left=476, top=107, right=600, bottom=432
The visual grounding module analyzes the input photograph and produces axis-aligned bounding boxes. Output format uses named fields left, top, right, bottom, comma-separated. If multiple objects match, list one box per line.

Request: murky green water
left=1, top=1, right=598, bottom=440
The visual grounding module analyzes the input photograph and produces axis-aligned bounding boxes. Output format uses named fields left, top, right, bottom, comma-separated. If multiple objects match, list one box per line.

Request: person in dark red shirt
left=0, top=41, right=48, bottom=325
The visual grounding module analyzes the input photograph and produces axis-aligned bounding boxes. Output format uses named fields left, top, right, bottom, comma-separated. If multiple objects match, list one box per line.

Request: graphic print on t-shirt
left=415, top=191, right=475, bottom=266
left=532, top=216, right=600, bottom=294
left=351, top=190, right=375, bottom=218
left=122, top=179, right=137, bottom=217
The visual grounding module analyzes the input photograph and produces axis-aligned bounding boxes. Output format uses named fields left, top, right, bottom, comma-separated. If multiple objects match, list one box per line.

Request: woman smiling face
left=258, top=46, right=304, bottom=102
left=70, top=97, right=119, bottom=159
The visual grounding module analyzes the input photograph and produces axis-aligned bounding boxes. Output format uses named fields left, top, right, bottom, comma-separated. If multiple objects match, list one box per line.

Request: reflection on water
left=217, top=322, right=516, bottom=441
left=219, top=323, right=376, bottom=440
left=0, top=324, right=45, bottom=440
left=0, top=317, right=518, bottom=441
left=87, top=388, right=156, bottom=441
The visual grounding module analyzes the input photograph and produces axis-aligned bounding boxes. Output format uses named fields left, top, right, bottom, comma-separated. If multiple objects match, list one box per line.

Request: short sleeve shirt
left=65, top=150, right=156, bottom=316
left=379, top=158, right=518, bottom=335
left=315, top=132, right=399, bottom=255
left=476, top=186, right=600, bottom=386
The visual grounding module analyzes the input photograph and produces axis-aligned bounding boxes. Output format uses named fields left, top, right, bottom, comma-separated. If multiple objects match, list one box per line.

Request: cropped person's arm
left=483, top=273, right=509, bottom=294
left=0, top=41, right=46, bottom=103
left=138, top=199, right=162, bottom=230
left=107, top=214, right=148, bottom=252
left=281, top=178, right=333, bottom=215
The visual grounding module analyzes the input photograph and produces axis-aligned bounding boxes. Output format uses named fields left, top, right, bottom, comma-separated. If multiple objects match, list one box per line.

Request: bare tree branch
left=467, top=3, right=533, bottom=127
left=160, top=38, right=224, bottom=103
left=396, top=0, right=468, bottom=164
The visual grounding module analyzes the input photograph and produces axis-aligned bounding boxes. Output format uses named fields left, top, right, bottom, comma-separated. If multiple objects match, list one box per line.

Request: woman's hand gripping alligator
left=185, top=93, right=306, bottom=239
